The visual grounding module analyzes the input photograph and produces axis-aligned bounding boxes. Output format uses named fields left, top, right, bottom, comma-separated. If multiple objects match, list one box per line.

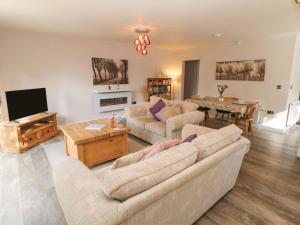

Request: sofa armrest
left=182, top=124, right=215, bottom=140
left=53, top=158, right=120, bottom=225
left=125, top=102, right=151, bottom=118
left=166, top=111, right=205, bottom=139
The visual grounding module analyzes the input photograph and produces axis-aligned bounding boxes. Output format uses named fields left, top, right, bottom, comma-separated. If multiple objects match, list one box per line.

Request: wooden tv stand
left=0, top=112, right=58, bottom=153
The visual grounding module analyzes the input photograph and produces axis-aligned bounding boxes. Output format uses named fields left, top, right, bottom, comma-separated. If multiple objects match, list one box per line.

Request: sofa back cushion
left=181, top=101, right=199, bottom=113
left=111, top=150, right=145, bottom=169
left=150, top=96, right=169, bottom=105
left=155, top=104, right=182, bottom=123
left=112, top=139, right=182, bottom=169
left=191, top=124, right=243, bottom=161
left=101, top=142, right=198, bottom=201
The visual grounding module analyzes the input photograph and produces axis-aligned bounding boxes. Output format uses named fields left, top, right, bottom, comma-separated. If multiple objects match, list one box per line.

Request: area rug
left=43, top=135, right=148, bottom=170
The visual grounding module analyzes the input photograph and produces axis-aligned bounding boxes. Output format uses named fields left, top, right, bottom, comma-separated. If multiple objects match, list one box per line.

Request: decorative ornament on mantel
left=134, top=27, right=151, bottom=56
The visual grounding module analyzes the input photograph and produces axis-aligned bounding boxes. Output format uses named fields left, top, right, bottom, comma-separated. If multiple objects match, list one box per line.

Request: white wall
left=0, top=28, right=177, bottom=123
left=173, top=35, right=300, bottom=131
left=175, top=35, right=297, bottom=114
left=1, top=28, right=298, bottom=130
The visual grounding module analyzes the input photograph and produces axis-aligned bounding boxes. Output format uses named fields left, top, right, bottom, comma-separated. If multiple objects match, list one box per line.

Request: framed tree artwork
left=92, top=58, right=128, bottom=85
left=215, top=59, right=266, bottom=81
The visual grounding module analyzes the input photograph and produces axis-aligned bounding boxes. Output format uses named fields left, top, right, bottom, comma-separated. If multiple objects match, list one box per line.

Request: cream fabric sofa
left=125, top=97, right=205, bottom=144
left=53, top=124, right=250, bottom=225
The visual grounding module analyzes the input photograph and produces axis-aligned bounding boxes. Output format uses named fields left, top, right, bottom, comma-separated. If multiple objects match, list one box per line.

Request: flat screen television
left=5, top=88, right=48, bottom=121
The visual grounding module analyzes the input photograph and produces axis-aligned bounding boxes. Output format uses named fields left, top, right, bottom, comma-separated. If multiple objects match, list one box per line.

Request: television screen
left=5, top=88, right=48, bottom=121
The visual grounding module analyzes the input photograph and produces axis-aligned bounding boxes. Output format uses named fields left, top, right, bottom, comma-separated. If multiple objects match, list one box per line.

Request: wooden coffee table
left=60, top=119, right=128, bottom=168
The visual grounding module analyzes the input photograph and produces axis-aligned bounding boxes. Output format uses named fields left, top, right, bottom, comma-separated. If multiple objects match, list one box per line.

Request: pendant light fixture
left=134, top=27, right=151, bottom=56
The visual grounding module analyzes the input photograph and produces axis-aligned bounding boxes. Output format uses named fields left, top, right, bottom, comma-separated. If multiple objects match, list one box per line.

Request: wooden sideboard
left=0, top=112, right=58, bottom=153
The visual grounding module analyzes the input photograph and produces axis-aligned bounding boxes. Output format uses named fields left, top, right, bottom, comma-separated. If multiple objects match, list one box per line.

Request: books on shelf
left=147, top=77, right=172, bottom=100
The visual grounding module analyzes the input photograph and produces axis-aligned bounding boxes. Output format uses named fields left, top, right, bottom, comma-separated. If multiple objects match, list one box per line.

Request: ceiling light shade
left=134, top=39, right=139, bottom=45
left=134, top=27, right=151, bottom=56
left=141, top=49, right=148, bottom=55
left=144, top=35, right=150, bottom=45
left=136, top=44, right=142, bottom=52
left=138, top=34, right=143, bottom=41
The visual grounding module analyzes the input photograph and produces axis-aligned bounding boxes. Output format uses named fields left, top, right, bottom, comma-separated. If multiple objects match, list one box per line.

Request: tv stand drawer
left=23, top=133, right=38, bottom=146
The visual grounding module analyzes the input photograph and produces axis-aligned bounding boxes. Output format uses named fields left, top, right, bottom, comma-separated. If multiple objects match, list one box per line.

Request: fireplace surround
left=93, top=89, right=132, bottom=112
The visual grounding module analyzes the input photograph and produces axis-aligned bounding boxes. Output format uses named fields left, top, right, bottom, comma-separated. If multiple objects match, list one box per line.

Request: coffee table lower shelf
left=64, top=133, right=128, bottom=168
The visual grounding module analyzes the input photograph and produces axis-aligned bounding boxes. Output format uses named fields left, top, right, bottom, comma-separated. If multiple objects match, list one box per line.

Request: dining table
left=187, top=96, right=254, bottom=124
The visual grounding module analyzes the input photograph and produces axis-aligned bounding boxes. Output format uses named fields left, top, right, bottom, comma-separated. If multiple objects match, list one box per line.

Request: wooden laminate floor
left=195, top=121, right=300, bottom=225
left=1, top=124, right=300, bottom=225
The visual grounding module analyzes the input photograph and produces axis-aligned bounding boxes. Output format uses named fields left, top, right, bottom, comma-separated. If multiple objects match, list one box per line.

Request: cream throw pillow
left=102, top=142, right=198, bottom=201
left=155, top=104, right=182, bottom=123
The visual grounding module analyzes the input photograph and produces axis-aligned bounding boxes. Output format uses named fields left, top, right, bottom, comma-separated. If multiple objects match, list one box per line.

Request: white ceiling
left=0, top=0, right=300, bottom=50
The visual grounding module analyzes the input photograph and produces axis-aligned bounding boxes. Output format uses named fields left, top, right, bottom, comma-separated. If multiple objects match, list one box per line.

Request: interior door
left=182, top=60, right=200, bottom=100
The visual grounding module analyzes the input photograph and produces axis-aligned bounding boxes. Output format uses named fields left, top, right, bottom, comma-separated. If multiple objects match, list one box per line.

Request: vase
left=219, top=94, right=224, bottom=102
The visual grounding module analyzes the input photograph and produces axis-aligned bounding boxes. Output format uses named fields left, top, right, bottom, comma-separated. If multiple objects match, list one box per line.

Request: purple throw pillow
left=149, top=99, right=166, bottom=121
left=181, top=133, right=197, bottom=143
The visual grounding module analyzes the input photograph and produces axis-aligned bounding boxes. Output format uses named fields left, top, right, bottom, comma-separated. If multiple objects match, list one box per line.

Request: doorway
left=182, top=60, right=200, bottom=100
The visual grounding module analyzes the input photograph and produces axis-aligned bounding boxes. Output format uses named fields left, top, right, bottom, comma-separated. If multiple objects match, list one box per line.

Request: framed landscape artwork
left=92, top=58, right=128, bottom=85
left=215, top=59, right=266, bottom=81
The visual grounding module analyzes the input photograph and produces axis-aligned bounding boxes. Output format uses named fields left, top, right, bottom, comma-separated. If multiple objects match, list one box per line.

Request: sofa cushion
left=101, top=142, right=198, bottom=201
left=149, top=99, right=166, bottom=121
left=127, top=116, right=156, bottom=130
left=182, top=124, right=215, bottom=140
left=148, top=97, right=170, bottom=117
left=141, top=139, right=181, bottom=160
left=181, top=101, right=199, bottom=113
left=111, top=150, right=145, bottom=169
left=150, top=96, right=169, bottom=105
left=112, top=139, right=181, bottom=169
left=181, top=133, right=197, bottom=143
left=155, top=104, right=182, bottom=123
left=191, top=124, right=243, bottom=161
left=145, top=121, right=166, bottom=137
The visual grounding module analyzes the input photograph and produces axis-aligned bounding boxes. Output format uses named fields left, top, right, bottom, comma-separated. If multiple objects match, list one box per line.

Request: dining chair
left=215, top=97, right=239, bottom=121
left=237, top=103, right=258, bottom=136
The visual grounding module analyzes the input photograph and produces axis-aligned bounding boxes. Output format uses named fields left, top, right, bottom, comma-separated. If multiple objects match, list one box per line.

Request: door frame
left=181, top=60, right=200, bottom=100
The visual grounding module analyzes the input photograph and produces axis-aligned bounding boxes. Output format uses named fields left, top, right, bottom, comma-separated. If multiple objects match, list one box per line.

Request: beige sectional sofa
left=53, top=124, right=250, bottom=225
left=125, top=97, right=205, bottom=144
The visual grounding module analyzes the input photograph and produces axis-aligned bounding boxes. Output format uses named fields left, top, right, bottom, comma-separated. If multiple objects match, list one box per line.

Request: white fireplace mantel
left=93, top=89, right=133, bottom=94
left=93, top=89, right=132, bottom=113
